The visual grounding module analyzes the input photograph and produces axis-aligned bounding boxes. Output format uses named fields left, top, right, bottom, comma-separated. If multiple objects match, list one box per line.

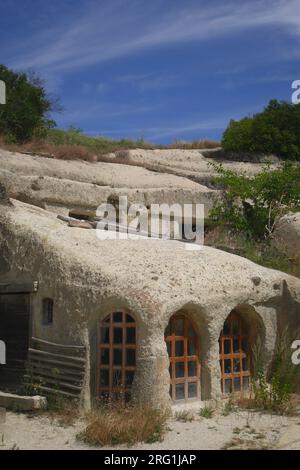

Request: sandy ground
left=1, top=409, right=300, bottom=450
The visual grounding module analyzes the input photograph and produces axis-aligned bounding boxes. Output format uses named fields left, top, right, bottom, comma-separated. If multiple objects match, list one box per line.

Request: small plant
left=198, top=405, right=214, bottom=419
left=174, top=410, right=194, bottom=422
left=252, top=330, right=300, bottom=414
left=222, top=397, right=235, bottom=416
left=78, top=403, right=169, bottom=447
left=22, top=362, right=45, bottom=396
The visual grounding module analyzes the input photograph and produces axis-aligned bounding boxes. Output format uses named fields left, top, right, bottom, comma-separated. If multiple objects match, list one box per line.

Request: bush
left=210, top=161, right=300, bottom=240
left=78, top=404, right=169, bottom=446
left=198, top=405, right=214, bottom=418
left=252, top=330, right=300, bottom=414
left=0, top=64, right=57, bottom=143
left=222, top=100, right=300, bottom=160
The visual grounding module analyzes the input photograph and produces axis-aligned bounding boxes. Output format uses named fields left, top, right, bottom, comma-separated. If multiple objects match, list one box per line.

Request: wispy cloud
left=84, top=103, right=262, bottom=140
left=6, top=0, right=300, bottom=74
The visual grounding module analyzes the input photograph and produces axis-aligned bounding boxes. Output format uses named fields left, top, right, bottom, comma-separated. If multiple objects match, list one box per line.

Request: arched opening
left=219, top=311, right=251, bottom=395
left=97, top=311, right=136, bottom=402
left=165, top=313, right=201, bottom=401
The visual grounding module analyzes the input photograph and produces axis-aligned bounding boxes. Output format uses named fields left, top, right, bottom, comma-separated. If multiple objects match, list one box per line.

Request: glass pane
left=233, top=339, right=240, bottom=353
left=126, top=371, right=135, bottom=386
left=126, top=327, right=135, bottom=344
left=112, top=369, right=122, bottom=387
left=126, top=314, right=134, bottom=323
left=223, top=319, right=230, bottom=335
left=126, top=349, right=136, bottom=366
left=114, top=328, right=123, bottom=344
left=167, top=341, right=171, bottom=356
left=224, top=378, right=232, bottom=394
left=242, top=339, right=248, bottom=352
left=113, top=312, right=123, bottom=322
left=113, top=349, right=122, bottom=366
left=232, top=319, right=240, bottom=335
left=175, top=319, right=184, bottom=336
left=175, top=362, right=184, bottom=378
left=188, top=361, right=196, bottom=377
left=242, top=357, right=249, bottom=371
left=224, top=339, right=231, bottom=354
left=175, top=341, right=184, bottom=357
left=243, top=376, right=250, bottom=390
left=224, top=359, right=231, bottom=374
left=100, top=369, right=109, bottom=386
left=100, top=327, right=110, bottom=344
left=233, top=358, right=240, bottom=373
left=100, top=348, right=109, bottom=365
left=188, top=324, right=195, bottom=337
left=188, top=382, right=197, bottom=398
left=187, top=340, right=196, bottom=356
left=234, top=377, right=241, bottom=392
left=99, top=391, right=109, bottom=401
left=175, top=384, right=185, bottom=400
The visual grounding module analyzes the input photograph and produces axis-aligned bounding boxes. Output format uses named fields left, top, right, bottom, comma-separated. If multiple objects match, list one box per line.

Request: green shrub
left=252, top=330, right=300, bottom=414
left=0, top=64, right=58, bottom=143
left=222, top=100, right=300, bottom=160
left=198, top=405, right=214, bottom=418
left=210, top=161, right=300, bottom=240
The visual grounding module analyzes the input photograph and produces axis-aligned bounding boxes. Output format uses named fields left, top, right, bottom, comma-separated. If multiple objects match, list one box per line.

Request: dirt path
left=1, top=409, right=300, bottom=450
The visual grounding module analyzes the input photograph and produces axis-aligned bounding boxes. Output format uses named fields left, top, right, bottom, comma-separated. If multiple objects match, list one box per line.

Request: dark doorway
left=0, top=294, right=30, bottom=392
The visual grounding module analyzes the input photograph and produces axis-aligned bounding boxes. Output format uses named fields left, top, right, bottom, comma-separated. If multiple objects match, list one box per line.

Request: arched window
left=165, top=314, right=200, bottom=401
left=219, top=311, right=251, bottom=395
left=97, top=311, right=136, bottom=402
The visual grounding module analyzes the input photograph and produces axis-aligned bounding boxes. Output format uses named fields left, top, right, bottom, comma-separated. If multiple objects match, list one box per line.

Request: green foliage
left=46, top=127, right=146, bottom=153
left=0, top=64, right=57, bottom=143
left=198, top=405, right=214, bottom=418
left=252, top=331, right=300, bottom=414
left=222, top=100, right=300, bottom=160
left=210, top=161, right=300, bottom=240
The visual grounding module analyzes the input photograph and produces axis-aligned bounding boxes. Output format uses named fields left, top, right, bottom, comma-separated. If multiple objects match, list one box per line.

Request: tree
left=222, top=100, right=300, bottom=160
left=210, top=161, right=300, bottom=240
left=0, top=64, right=58, bottom=143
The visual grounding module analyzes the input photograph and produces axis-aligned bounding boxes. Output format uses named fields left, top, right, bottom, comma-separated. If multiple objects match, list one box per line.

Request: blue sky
left=1, top=0, right=300, bottom=143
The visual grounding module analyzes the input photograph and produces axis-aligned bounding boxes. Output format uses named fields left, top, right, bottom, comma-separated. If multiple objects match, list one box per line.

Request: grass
left=174, top=410, right=194, bottom=422
left=77, top=404, right=169, bottom=447
left=198, top=405, right=214, bottom=419
left=222, top=397, right=236, bottom=416
left=0, top=129, right=220, bottom=162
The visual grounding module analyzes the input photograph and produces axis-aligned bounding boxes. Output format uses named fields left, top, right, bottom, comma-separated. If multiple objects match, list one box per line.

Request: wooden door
left=0, top=294, right=30, bottom=392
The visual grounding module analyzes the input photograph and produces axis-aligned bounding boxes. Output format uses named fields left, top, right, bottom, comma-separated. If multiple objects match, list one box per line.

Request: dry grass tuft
left=78, top=404, right=169, bottom=447
left=174, top=410, right=194, bottom=422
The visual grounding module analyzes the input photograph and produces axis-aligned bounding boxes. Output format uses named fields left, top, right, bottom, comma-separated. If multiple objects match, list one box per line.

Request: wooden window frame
left=97, top=310, right=136, bottom=402
left=165, top=314, right=201, bottom=402
left=219, top=311, right=251, bottom=395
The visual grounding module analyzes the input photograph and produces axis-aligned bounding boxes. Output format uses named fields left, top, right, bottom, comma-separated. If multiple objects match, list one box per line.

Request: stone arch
left=90, top=299, right=140, bottom=405
left=163, top=302, right=211, bottom=402
left=218, top=304, right=266, bottom=395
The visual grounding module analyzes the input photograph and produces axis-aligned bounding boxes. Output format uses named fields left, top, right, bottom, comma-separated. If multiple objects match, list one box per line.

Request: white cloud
left=6, top=0, right=300, bottom=74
